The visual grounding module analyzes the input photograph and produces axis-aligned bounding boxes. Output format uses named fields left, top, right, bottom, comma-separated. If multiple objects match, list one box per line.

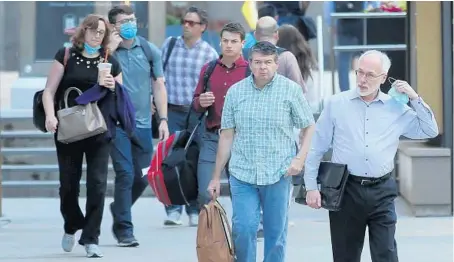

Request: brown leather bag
left=196, top=200, right=235, bottom=262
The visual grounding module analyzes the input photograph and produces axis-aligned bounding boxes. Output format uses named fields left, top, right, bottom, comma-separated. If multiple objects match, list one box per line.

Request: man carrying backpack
left=107, top=5, right=169, bottom=247
left=192, top=22, right=250, bottom=208
left=160, top=6, right=218, bottom=227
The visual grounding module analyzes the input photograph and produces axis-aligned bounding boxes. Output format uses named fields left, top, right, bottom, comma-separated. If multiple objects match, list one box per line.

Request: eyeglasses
left=117, top=18, right=137, bottom=25
left=181, top=19, right=202, bottom=27
left=355, top=70, right=385, bottom=81
left=87, top=28, right=105, bottom=37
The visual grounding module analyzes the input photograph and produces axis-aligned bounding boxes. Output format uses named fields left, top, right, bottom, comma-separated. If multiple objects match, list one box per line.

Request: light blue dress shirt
left=304, top=90, right=439, bottom=191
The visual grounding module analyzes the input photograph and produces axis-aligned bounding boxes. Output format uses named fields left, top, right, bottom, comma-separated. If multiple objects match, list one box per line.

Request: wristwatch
left=160, top=117, right=168, bottom=122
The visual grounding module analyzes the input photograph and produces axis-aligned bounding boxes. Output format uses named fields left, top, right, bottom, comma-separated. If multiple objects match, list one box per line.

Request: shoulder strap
left=183, top=59, right=217, bottom=131
left=138, top=36, right=157, bottom=81
left=163, top=37, right=177, bottom=71
left=63, top=47, right=70, bottom=67
left=203, top=59, right=218, bottom=92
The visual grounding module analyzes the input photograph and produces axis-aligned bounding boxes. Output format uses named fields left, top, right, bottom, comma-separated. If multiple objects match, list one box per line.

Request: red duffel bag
left=146, top=127, right=200, bottom=206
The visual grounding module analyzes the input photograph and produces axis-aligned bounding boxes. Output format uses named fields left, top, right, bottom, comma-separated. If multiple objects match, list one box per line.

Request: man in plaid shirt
left=208, top=41, right=315, bottom=262
left=160, top=6, right=218, bottom=227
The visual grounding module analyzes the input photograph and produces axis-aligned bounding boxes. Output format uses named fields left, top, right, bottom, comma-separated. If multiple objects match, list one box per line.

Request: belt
left=349, top=172, right=392, bottom=186
left=168, top=103, right=191, bottom=113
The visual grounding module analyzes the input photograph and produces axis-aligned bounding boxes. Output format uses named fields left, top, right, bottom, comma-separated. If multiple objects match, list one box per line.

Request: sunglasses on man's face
left=181, top=19, right=202, bottom=27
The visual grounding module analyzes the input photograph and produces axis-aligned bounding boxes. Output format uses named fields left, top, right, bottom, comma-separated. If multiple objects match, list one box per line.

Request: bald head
left=255, top=16, right=278, bottom=40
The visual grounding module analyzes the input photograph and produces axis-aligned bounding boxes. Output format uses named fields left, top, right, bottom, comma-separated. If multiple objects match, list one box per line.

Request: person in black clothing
left=267, top=1, right=316, bottom=41
left=42, top=14, right=122, bottom=258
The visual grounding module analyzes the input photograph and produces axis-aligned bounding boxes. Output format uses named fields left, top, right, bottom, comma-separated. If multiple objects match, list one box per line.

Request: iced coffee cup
left=98, top=62, right=112, bottom=86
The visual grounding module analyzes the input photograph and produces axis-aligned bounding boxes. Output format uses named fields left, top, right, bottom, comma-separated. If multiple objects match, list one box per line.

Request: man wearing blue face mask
left=107, top=5, right=169, bottom=247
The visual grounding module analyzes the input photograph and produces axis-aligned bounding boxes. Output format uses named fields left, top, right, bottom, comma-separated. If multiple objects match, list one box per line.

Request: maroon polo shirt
left=193, top=56, right=249, bottom=131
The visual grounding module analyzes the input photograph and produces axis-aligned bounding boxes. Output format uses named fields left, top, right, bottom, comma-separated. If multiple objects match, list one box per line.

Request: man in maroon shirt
left=192, top=22, right=249, bottom=206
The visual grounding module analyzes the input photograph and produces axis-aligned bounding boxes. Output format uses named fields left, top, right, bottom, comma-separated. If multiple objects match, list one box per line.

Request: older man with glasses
left=305, top=50, right=438, bottom=262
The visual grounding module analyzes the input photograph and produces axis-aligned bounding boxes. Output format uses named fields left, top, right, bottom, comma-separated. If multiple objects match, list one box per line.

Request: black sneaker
left=117, top=236, right=139, bottom=247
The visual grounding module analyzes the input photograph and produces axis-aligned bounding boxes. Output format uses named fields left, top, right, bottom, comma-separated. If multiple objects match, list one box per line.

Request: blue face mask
left=84, top=43, right=101, bottom=55
left=387, top=77, right=409, bottom=104
left=119, top=22, right=138, bottom=40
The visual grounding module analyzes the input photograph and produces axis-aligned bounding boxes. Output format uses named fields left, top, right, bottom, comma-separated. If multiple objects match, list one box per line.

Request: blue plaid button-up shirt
left=221, top=74, right=315, bottom=186
left=161, top=36, right=218, bottom=106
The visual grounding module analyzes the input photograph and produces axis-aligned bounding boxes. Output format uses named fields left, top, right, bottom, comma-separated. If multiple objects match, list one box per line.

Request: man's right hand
left=207, top=178, right=221, bottom=199
left=108, top=30, right=123, bottom=52
left=199, top=92, right=215, bottom=108
left=306, top=190, right=322, bottom=209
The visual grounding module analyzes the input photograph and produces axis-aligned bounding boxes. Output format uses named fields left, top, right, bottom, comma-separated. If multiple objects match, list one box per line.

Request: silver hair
left=358, top=50, right=392, bottom=73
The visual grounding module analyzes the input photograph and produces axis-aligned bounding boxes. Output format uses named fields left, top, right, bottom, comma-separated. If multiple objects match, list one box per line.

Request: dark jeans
left=110, top=127, right=153, bottom=238
left=329, top=176, right=399, bottom=262
left=55, top=135, right=110, bottom=245
left=165, top=106, right=203, bottom=216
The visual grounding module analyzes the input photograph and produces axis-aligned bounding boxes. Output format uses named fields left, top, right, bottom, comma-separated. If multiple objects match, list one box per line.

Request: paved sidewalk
left=0, top=197, right=452, bottom=262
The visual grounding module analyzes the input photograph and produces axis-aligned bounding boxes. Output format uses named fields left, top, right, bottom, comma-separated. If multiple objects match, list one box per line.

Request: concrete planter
left=398, top=141, right=452, bottom=217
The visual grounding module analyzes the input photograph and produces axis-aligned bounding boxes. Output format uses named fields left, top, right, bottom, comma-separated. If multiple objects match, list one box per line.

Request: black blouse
left=54, top=47, right=122, bottom=109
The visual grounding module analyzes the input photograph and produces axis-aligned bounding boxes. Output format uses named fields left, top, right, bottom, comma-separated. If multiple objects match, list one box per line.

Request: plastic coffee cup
left=98, top=63, right=112, bottom=86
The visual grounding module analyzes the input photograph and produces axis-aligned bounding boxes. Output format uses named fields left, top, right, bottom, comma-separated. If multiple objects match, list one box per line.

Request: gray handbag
left=57, top=87, right=107, bottom=143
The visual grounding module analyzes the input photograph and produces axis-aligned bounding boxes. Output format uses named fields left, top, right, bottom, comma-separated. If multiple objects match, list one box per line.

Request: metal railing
left=329, top=12, right=407, bottom=94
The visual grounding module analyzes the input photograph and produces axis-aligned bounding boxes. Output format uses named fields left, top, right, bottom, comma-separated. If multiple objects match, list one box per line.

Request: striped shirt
left=161, top=36, right=218, bottom=106
left=221, top=74, right=315, bottom=186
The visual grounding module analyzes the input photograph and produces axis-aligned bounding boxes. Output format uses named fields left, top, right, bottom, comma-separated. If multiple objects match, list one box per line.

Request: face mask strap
left=388, top=76, right=397, bottom=86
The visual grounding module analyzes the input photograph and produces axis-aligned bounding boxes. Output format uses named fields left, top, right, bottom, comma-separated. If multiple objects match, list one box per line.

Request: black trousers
left=55, top=135, right=110, bottom=245
left=329, top=176, right=399, bottom=262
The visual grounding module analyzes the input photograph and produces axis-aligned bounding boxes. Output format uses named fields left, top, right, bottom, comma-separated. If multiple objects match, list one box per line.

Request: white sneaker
left=61, top=233, right=76, bottom=252
left=85, top=244, right=103, bottom=258
left=164, top=212, right=183, bottom=226
left=189, top=214, right=199, bottom=227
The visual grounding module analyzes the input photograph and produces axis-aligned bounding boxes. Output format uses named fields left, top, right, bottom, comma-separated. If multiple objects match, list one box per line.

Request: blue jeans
left=336, top=34, right=360, bottom=92
left=164, top=107, right=204, bottom=216
left=230, top=175, right=291, bottom=262
left=110, top=127, right=153, bottom=238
